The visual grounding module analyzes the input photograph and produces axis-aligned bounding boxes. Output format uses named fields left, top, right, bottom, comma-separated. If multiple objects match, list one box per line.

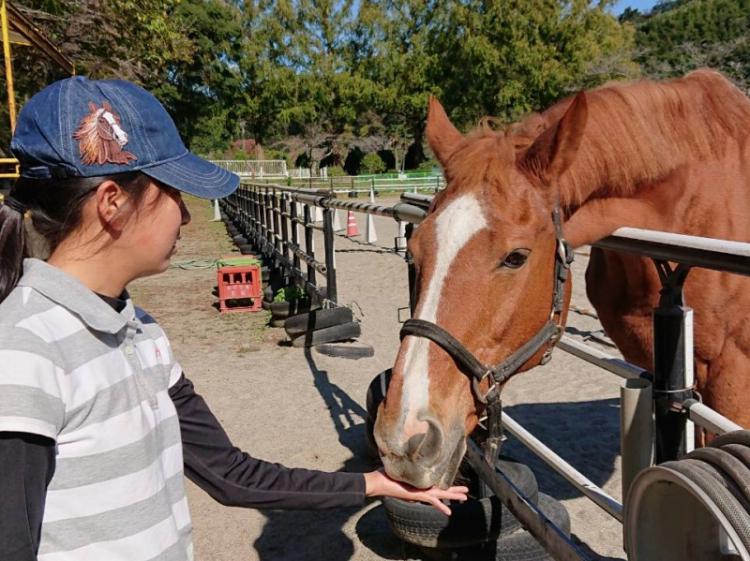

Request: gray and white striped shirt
left=0, top=259, right=192, bottom=561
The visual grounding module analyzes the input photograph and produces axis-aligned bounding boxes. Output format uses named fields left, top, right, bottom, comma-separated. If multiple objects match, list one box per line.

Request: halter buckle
left=472, top=370, right=499, bottom=405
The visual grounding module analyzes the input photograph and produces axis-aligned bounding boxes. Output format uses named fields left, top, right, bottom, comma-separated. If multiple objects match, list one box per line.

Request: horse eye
left=501, top=249, right=530, bottom=269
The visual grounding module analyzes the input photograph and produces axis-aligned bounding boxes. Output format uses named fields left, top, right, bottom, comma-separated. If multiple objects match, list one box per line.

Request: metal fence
left=221, top=184, right=750, bottom=560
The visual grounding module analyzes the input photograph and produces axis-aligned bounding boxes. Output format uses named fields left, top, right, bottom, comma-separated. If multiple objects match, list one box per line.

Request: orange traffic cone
left=346, top=210, right=359, bottom=237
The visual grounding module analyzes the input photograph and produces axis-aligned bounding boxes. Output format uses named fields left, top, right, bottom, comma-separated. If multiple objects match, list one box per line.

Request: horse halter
left=399, top=206, right=574, bottom=407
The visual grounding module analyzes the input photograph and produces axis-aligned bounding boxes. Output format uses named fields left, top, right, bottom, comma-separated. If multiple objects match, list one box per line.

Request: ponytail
left=0, top=200, right=27, bottom=303
left=0, top=172, right=150, bottom=304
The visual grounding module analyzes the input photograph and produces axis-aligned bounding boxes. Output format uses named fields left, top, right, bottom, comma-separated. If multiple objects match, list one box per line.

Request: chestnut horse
left=374, top=69, right=750, bottom=489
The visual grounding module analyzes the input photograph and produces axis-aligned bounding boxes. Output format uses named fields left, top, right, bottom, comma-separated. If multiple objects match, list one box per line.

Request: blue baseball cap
left=10, top=76, right=239, bottom=199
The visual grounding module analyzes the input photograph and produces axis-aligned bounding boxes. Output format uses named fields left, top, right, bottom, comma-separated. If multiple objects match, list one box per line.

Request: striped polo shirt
left=0, top=259, right=192, bottom=561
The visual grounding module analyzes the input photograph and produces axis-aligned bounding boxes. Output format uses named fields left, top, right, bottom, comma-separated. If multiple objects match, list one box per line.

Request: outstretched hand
left=364, top=470, right=468, bottom=516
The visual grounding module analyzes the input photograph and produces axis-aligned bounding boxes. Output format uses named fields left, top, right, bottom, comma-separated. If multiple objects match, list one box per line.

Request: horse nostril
left=405, top=418, right=444, bottom=464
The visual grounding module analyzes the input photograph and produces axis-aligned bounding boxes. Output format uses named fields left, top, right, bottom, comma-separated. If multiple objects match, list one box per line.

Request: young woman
left=0, top=77, right=467, bottom=561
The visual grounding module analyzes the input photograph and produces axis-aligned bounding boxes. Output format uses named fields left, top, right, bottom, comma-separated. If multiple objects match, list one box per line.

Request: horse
left=373, top=69, right=750, bottom=489
left=73, top=101, right=137, bottom=166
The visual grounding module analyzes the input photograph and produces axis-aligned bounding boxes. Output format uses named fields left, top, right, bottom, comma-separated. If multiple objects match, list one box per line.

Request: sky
left=610, top=0, right=661, bottom=14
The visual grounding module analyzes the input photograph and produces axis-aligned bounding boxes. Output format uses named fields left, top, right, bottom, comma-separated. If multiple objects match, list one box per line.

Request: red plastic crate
left=216, top=265, right=262, bottom=313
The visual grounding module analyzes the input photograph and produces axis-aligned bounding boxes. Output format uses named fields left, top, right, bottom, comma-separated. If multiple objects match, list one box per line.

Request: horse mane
left=73, top=110, right=104, bottom=166
left=528, top=69, right=750, bottom=207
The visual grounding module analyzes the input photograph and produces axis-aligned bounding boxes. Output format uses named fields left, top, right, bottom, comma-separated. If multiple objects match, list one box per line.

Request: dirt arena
left=129, top=194, right=627, bottom=561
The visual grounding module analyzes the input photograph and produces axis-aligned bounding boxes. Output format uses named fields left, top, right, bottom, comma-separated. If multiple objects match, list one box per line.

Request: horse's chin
left=435, top=436, right=467, bottom=488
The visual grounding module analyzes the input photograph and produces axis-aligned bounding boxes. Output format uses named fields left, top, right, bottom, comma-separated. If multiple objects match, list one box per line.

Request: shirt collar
left=18, top=258, right=135, bottom=334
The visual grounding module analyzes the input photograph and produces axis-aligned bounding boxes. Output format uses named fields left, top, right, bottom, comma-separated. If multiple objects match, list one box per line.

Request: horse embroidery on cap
left=73, top=101, right=137, bottom=166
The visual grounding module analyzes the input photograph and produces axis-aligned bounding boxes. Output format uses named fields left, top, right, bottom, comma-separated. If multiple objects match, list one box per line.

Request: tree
left=427, top=0, right=638, bottom=126
left=361, top=152, right=387, bottom=174
left=632, top=0, right=750, bottom=93
left=0, top=1, right=192, bottom=152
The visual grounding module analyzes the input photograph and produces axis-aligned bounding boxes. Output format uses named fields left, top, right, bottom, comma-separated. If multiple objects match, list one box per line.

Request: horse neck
left=557, top=72, right=750, bottom=246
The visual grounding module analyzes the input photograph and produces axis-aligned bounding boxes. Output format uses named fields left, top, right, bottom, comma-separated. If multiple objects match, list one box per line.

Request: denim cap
left=10, top=76, right=239, bottom=199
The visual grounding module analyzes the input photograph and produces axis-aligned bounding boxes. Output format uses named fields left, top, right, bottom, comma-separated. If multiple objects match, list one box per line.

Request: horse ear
left=88, top=101, right=97, bottom=113
left=523, top=92, right=588, bottom=181
left=426, top=96, right=463, bottom=167
left=102, top=101, right=112, bottom=112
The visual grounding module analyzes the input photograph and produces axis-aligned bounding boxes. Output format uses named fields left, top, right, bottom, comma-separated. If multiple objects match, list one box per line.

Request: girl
left=0, top=77, right=466, bottom=561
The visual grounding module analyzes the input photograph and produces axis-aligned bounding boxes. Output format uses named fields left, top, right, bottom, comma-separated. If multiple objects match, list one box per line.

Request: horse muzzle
left=375, top=414, right=467, bottom=489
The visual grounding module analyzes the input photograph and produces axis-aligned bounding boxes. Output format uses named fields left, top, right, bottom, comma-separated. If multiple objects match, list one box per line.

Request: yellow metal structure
left=0, top=1, right=74, bottom=179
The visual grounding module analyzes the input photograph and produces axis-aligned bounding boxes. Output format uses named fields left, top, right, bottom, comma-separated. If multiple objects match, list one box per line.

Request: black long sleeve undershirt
left=170, top=374, right=366, bottom=510
left=0, top=433, right=55, bottom=561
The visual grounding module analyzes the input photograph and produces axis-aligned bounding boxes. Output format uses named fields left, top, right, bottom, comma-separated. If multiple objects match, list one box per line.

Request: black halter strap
left=399, top=206, right=573, bottom=405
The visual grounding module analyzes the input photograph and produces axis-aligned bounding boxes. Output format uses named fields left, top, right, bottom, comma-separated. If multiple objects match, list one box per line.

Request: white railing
left=211, top=160, right=288, bottom=178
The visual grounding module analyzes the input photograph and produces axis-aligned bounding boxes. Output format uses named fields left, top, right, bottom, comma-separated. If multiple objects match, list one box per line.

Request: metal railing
left=222, top=185, right=750, bottom=559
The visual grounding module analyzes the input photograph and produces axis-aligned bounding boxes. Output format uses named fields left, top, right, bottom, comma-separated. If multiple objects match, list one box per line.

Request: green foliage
left=273, top=286, right=306, bottom=303
left=231, top=149, right=253, bottom=160
left=416, top=160, right=439, bottom=173
left=426, top=0, right=638, bottom=124
left=361, top=153, right=387, bottom=174
left=631, top=0, right=750, bottom=93
left=326, top=165, right=347, bottom=177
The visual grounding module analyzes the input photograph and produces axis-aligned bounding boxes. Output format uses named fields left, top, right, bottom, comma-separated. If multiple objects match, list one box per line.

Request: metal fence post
left=395, top=220, right=407, bottom=253
left=279, top=193, right=290, bottom=280
left=303, top=204, right=316, bottom=291
left=272, top=188, right=282, bottom=265
left=652, top=261, right=694, bottom=463
left=290, top=195, right=301, bottom=274
left=322, top=204, right=337, bottom=304
left=252, top=185, right=260, bottom=245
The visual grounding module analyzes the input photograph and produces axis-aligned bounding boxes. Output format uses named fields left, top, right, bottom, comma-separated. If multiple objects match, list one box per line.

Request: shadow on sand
left=253, top=349, right=416, bottom=560
left=501, top=398, right=621, bottom=502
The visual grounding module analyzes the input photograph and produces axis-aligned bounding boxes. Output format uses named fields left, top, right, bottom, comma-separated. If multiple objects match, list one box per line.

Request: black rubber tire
left=417, top=494, right=569, bottom=561
left=662, top=459, right=750, bottom=554
left=364, top=370, right=392, bottom=459
left=269, top=317, right=286, bottom=328
left=314, top=342, right=374, bottom=359
left=269, top=300, right=315, bottom=320
left=284, top=307, right=354, bottom=338
left=382, top=458, right=539, bottom=548
left=290, top=321, right=361, bottom=348
left=239, top=244, right=255, bottom=255
left=364, top=414, right=380, bottom=460
left=709, top=429, right=750, bottom=450
left=365, top=370, right=393, bottom=420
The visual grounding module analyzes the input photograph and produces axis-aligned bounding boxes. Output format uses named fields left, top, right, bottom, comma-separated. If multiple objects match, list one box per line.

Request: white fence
left=210, top=159, right=288, bottom=178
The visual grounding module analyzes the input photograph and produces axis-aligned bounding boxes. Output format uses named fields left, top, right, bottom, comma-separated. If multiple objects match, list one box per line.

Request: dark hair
left=0, top=172, right=151, bottom=303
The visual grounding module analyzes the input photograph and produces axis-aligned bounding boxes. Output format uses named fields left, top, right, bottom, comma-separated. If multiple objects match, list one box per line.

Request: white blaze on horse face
left=99, top=110, right=129, bottom=147
left=401, top=194, right=488, bottom=422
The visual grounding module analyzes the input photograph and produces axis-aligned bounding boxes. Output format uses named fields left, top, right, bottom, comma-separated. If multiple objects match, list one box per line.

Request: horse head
left=74, top=101, right=136, bottom=166
left=374, top=95, right=587, bottom=489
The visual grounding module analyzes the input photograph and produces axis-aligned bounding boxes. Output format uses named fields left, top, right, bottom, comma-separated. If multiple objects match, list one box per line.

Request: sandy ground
left=129, top=195, right=628, bottom=561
